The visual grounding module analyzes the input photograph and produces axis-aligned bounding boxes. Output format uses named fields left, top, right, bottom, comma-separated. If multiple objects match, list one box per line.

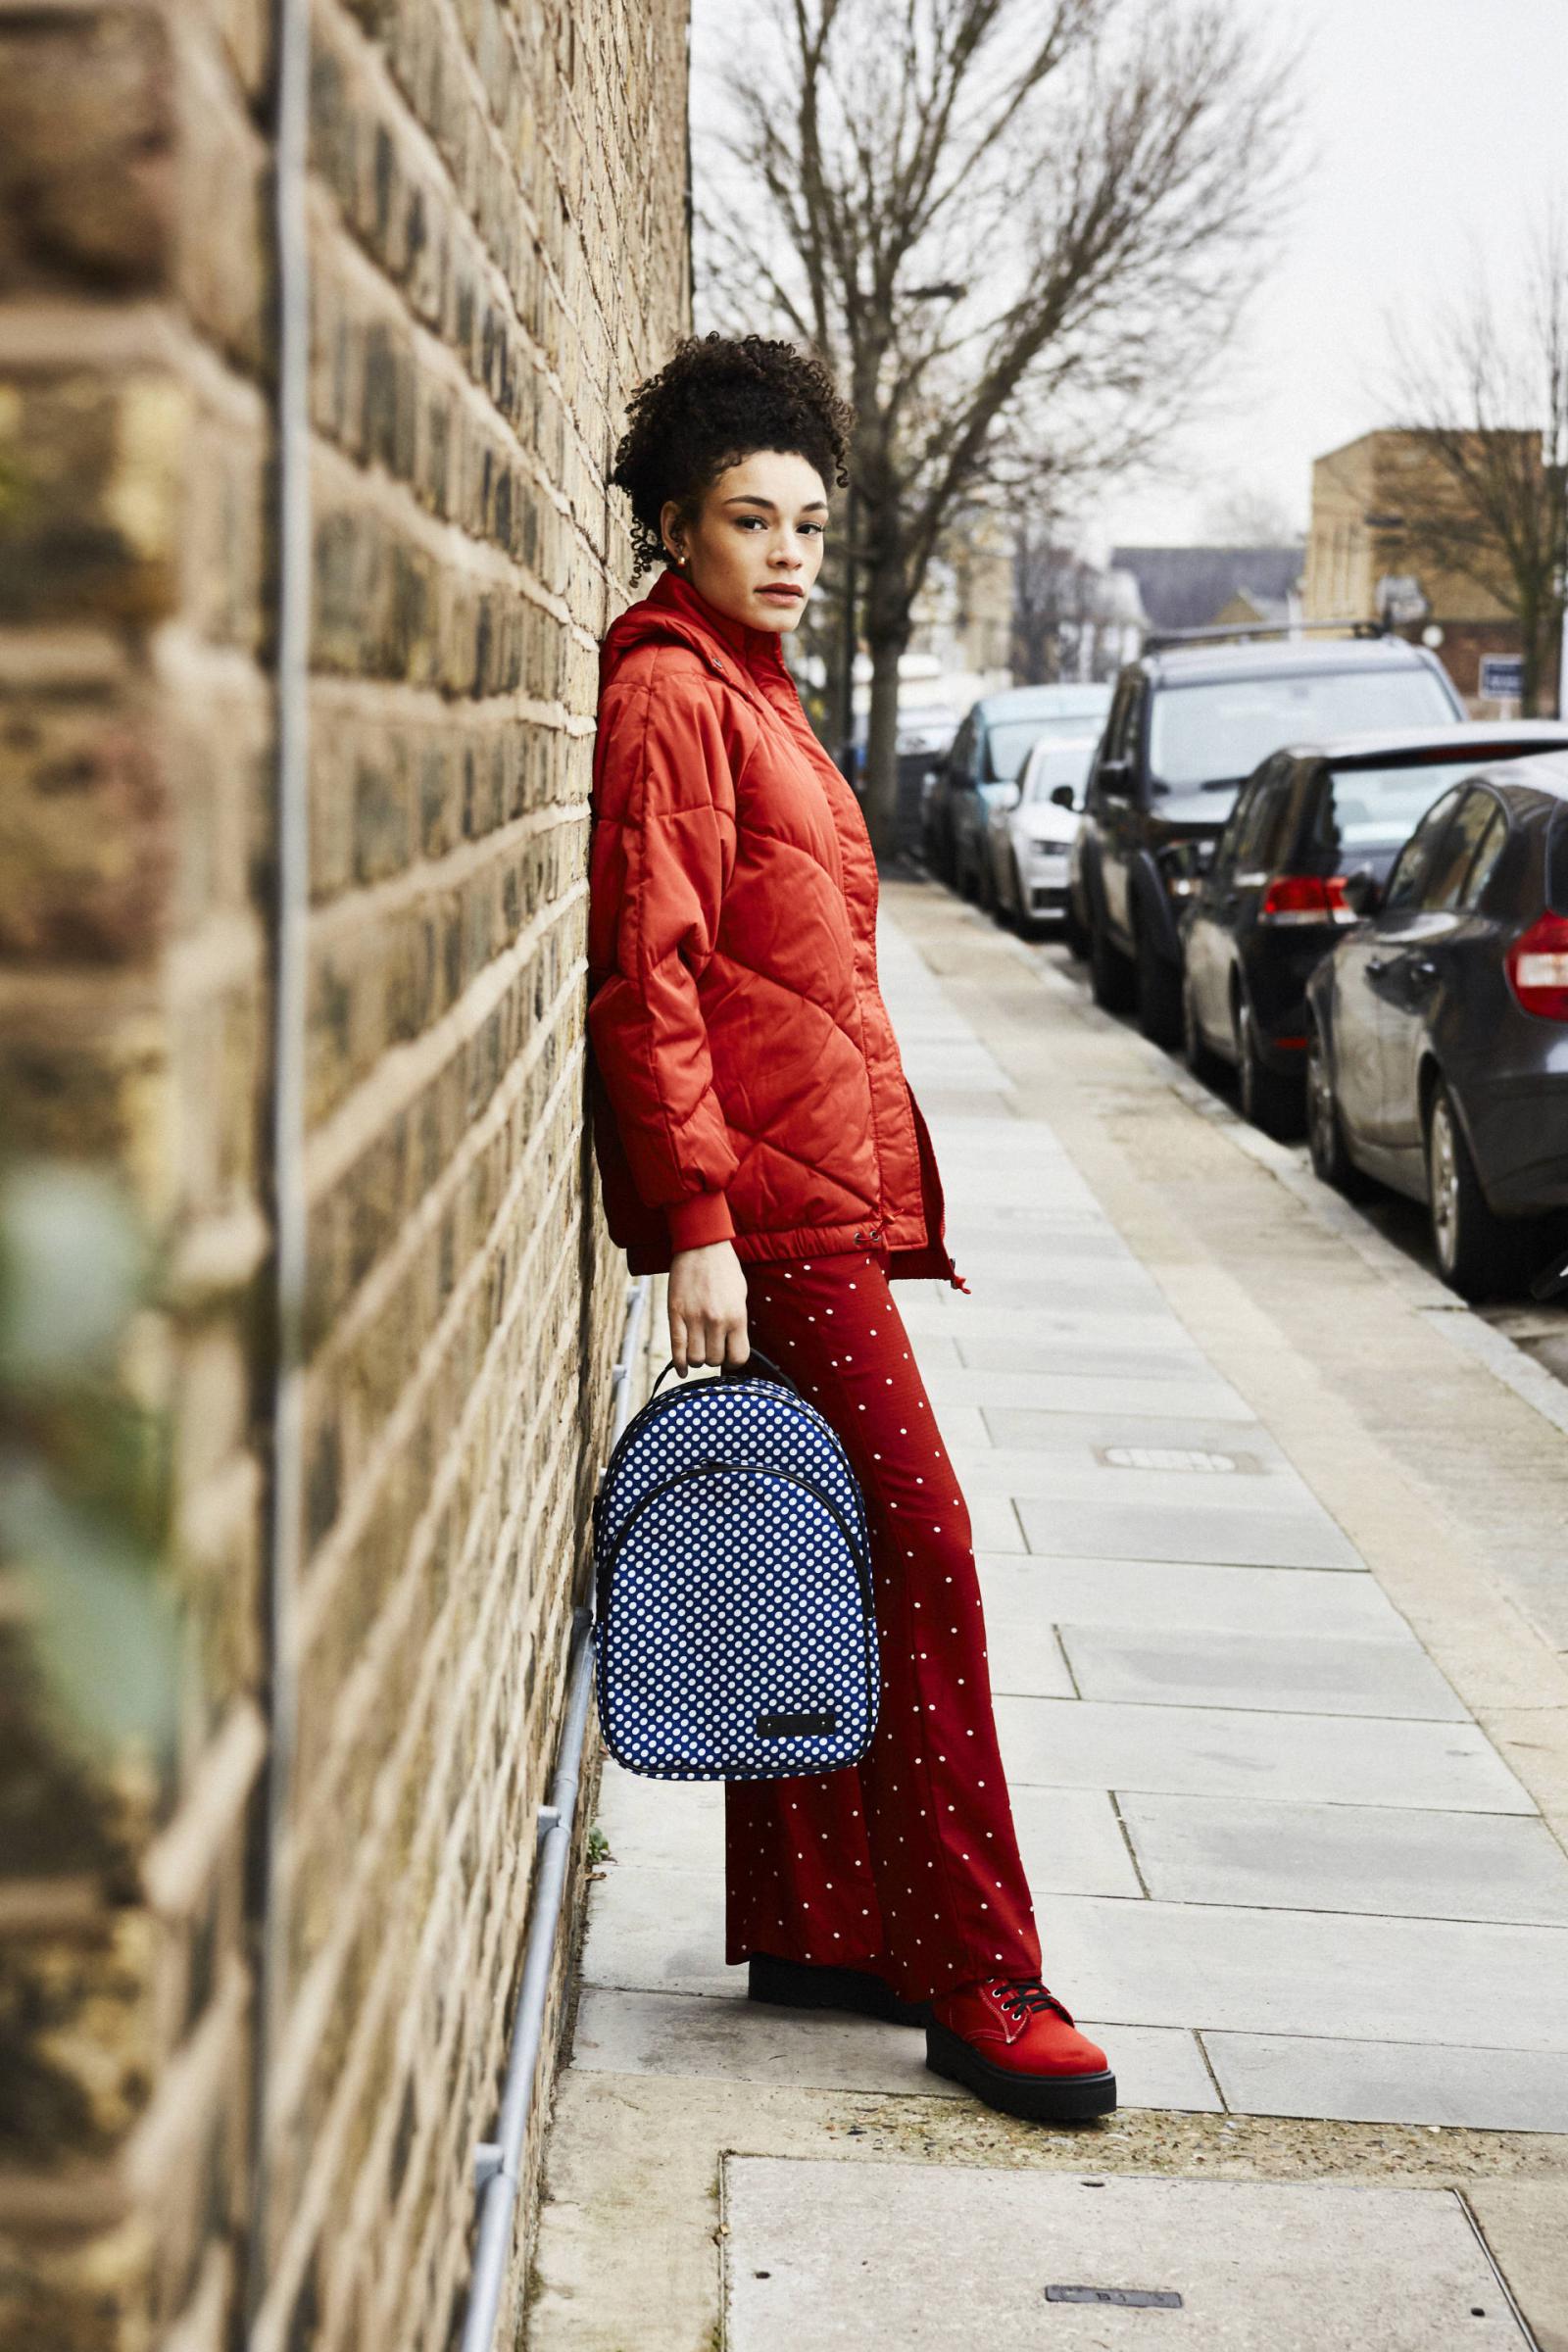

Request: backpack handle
left=648, top=1347, right=797, bottom=1398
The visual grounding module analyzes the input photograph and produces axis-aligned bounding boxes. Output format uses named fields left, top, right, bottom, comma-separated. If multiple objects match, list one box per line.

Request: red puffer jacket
left=585, top=567, right=964, bottom=1289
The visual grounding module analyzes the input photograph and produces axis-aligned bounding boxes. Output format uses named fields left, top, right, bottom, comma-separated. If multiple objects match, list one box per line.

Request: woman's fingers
left=668, top=1309, right=688, bottom=1377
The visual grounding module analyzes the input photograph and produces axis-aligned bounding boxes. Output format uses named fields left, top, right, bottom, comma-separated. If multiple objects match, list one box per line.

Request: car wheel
left=1062, top=896, right=1089, bottom=959
left=1235, top=993, right=1302, bottom=1140
left=1089, top=897, right=1136, bottom=1011
left=978, top=849, right=998, bottom=914
left=1181, top=968, right=1227, bottom=1088
left=1135, top=921, right=1183, bottom=1048
left=1306, top=1024, right=1371, bottom=1199
left=1426, top=1081, right=1520, bottom=1300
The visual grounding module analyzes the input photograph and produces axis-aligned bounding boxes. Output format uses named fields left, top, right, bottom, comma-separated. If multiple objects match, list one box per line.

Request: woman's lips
left=758, top=586, right=804, bottom=601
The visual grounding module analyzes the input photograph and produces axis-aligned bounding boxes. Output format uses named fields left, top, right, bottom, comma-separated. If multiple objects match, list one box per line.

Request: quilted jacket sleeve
left=586, top=662, right=742, bottom=1250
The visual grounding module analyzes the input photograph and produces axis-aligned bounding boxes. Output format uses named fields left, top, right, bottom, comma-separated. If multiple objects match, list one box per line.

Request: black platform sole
left=748, top=1952, right=930, bottom=2028
left=925, top=2021, right=1117, bottom=2122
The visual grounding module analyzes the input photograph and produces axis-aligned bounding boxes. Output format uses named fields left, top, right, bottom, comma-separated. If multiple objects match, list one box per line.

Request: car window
left=1232, top=766, right=1293, bottom=875
left=1102, top=676, right=1141, bottom=763
left=1022, top=741, right=1096, bottom=805
left=1457, top=806, right=1508, bottom=909
left=984, top=716, right=1096, bottom=781
left=1147, top=665, right=1457, bottom=792
left=1419, top=790, right=1498, bottom=911
left=1316, top=757, right=1509, bottom=858
left=1383, top=787, right=1464, bottom=910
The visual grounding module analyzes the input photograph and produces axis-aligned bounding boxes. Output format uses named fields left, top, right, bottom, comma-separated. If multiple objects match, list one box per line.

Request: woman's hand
left=667, top=1241, right=750, bottom=1375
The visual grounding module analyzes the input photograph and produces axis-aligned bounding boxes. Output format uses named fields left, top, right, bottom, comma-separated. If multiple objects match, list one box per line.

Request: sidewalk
left=525, top=884, right=1568, bottom=2351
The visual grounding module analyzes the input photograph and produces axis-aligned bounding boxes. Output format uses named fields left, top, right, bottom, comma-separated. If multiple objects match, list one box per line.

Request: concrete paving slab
left=571, top=1986, right=1218, bottom=2112
left=959, top=1446, right=1327, bottom=1509
left=1121, top=1792, right=1568, bottom=1926
left=925, top=1366, right=1259, bottom=1421
left=595, top=1761, right=722, bottom=1872
left=1060, top=1626, right=1469, bottom=1722
left=968, top=1494, right=1026, bottom=1551
left=1466, top=2184, right=1568, bottom=2352
left=974, top=1604, right=1078, bottom=1698
left=951, top=1333, right=1219, bottom=1379
left=900, top=1297, right=1188, bottom=1347
left=1041, top=1893, right=1568, bottom=2052
left=977, top=1556, right=1408, bottom=1639
left=1013, top=1491, right=1362, bottom=1569
left=1010, top=1785, right=1143, bottom=1898
left=980, top=1405, right=1283, bottom=1458
left=593, top=1779, right=1137, bottom=1905
left=722, top=2163, right=1530, bottom=2350
left=1204, top=2033, right=1568, bottom=2134
left=994, top=1696, right=1537, bottom=1812
left=581, top=1860, right=729, bottom=1996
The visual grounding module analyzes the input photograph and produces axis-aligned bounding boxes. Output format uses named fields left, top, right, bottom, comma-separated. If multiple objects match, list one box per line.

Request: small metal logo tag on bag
left=756, top=1707, right=837, bottom=1738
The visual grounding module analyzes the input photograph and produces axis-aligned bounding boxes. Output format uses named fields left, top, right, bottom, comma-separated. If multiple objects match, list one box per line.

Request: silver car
left=983, top=736, right=1098, bottom=936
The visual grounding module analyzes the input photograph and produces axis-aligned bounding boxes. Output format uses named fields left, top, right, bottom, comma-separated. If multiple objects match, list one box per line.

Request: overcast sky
left=1093, top=0, right=1568, bottom=552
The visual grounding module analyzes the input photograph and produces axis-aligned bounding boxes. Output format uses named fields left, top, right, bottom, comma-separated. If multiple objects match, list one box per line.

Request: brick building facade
left=0, top=1, right=689, bottom=2345
left=1303, top=428, right=1561, bottom=712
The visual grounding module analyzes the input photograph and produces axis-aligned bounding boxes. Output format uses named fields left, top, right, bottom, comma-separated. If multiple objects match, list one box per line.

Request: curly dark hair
left=611, top=332, right=854, bottom=574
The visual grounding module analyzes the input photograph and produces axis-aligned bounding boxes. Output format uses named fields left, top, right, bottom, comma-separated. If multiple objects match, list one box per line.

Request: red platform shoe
left=926, top=1976, right=1116, bottom=2121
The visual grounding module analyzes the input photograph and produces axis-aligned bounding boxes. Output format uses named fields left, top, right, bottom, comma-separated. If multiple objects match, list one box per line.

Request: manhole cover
left=1097, top=1445, right=1258, bottom=1474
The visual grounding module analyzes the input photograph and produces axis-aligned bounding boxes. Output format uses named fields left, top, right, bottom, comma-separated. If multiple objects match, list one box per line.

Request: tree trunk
left=862, top=633, right=906, bottom=867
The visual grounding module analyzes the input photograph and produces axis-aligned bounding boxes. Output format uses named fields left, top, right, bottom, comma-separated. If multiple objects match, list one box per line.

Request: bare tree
left=1200, top=484, right=1305, bottom=547
left=1385, top=217, right=1568, bottom=714
left=695, top=0, right=1295, bottom=860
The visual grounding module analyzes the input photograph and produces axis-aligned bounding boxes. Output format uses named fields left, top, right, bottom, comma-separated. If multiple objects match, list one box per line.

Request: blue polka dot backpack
left=591, top=1351, right=879, bottom=1780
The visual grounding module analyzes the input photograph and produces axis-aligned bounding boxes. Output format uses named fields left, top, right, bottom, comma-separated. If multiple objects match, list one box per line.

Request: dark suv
left=1072, top=628, right=1464, bottom=1044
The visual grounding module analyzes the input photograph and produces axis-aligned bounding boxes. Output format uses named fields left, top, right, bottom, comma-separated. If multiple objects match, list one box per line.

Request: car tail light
left=1259, top=874, right=1353, bottom=926
left=1506, top=910, right=1568, bottom=1020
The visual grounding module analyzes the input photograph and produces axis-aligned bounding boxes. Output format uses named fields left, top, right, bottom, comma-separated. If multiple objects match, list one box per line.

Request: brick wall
left=0, top=0, right=689, bottom=2343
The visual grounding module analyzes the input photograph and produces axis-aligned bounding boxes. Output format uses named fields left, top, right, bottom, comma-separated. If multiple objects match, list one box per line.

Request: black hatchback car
left=1074, top=628, right=1463, bottom=1045
left=1305, top=754, right=1568, bottom=1298
left=1181, top=724, right=1568, bottom=1136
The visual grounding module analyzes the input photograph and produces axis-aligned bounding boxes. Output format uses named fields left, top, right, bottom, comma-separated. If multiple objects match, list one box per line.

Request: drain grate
left=1097, top=1444, right=1258, bottom=1474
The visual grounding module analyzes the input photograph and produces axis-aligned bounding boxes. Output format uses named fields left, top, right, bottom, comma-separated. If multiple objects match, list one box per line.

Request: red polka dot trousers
left=724, top=1250, right=1043, bottom=2005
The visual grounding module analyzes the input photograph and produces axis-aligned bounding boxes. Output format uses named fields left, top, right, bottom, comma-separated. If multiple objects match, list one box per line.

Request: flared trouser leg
left=723, top=1249, right=1042, bottom=2006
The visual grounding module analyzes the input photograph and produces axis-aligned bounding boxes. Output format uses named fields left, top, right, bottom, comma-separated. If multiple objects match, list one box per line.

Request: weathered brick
left=1, top=4, right=689, bottom=2350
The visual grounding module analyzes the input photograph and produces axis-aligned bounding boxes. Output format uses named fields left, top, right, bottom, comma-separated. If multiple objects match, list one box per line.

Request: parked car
left=1304, top=753, right=1568, bottom=1298
left=840, top=701, right=962, bottom=857
left=1073, top=628, right=1464, bottom=1047
left=981, top=736, right=1098, bottom=935
left=923, top=683, right=1111, bottom=895
left=1181, top=723, right=1568, bottom=1136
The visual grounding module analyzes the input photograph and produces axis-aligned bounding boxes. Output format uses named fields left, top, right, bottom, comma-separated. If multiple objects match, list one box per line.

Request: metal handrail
left=458, top=1272, right=652, bottom=2352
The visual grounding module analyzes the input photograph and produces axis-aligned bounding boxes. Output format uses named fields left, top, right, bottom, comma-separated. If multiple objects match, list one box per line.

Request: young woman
left=585, top=332, right=1114, bottom=2124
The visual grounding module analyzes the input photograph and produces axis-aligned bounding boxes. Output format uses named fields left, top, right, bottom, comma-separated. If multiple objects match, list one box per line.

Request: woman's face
left=661, top=448, right=828, bottom=635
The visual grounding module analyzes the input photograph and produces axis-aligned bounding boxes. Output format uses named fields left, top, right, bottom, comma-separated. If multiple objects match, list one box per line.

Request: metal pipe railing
left=248, top=0, right=312, bottom=2311
left=459, top=1272, right=652, bottom=2352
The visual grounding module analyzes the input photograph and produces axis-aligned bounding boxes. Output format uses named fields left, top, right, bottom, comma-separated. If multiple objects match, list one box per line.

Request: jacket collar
left=638, top=567, right=794, bottom=680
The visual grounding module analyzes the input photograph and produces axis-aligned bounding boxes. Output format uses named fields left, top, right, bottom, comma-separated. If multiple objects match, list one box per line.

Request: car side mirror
left=1097, top=757, right=1132, bottom=799
left=1341, top=869, right=1381, bottom=916
left=1050, top=784, right=1077, bottom=810
left=997, top=782, right=1021, bottom=811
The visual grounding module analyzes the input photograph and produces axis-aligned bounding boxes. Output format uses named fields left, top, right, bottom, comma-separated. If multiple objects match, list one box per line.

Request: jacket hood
left=599, top=567, right=793, bottom=697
